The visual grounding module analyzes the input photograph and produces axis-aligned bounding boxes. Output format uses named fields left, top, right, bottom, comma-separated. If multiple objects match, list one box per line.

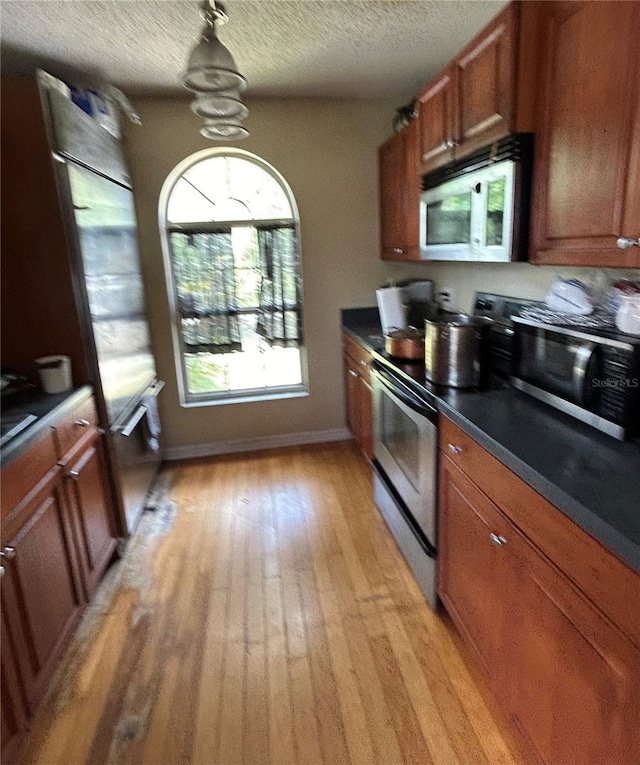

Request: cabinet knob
left=393, top=247, right=405, bottom=255
left=616, top=237, right=639, bottom=249
left=448, top=444, right=463, bottom=455
left=490, top=533, right=507, bottom=546
left=74, top=418, right=90, bottom=427
left=0, top=547, right=15, bottom=560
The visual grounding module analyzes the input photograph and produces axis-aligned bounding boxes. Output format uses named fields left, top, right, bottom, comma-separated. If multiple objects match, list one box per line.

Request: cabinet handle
left=617, top=237, right=639, bottom=249
left=348, top=369, right=358, bottom=378
left=490, top=533, right=507, bottom=546
left=0, top=566, right=4, bottom=579
left=0, top=547, right=16, bottom=560
left=74, top=419, right=90, bottom=427
left=67, top=469, right=80, bottom=480
left=393, top=247, right=405, bottom=254
left=445, top=139, right=459, bottom=149
left=448, top=444, right=463, bottom=455
left=360, top=360, right=370, bottom=368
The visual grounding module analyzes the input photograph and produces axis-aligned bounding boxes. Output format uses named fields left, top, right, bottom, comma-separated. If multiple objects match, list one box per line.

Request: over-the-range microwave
left=419, top=133, right=534, bottom=262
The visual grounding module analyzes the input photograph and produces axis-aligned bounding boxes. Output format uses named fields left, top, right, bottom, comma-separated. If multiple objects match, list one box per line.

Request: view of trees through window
left=163, top=152, right=305, bottom=402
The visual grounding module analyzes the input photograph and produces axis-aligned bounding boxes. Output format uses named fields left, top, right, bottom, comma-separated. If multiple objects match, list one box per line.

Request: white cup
left=36, top=355, right=73, bottom=394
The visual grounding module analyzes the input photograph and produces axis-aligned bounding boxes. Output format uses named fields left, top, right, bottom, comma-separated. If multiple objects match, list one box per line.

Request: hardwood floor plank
left=19, top=443, right=523, bottom=765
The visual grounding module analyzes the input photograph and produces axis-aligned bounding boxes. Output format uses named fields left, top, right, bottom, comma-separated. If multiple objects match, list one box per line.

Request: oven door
left=371, top=364, right=438, bottom=546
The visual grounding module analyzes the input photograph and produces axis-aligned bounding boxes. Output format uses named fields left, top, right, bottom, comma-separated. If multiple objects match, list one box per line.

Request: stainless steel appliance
left=419, top=134, right=533, bottom=262
left=425, top=314, right=491, bottom=388
left=371, top=362, right=438, bottom=608
left=511, top=318, right=640, bottom=440
left=39, top=73, right=163, bottom=533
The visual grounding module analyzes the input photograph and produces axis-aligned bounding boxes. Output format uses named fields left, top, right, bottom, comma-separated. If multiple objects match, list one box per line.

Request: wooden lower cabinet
left=1, top=471, right=85, bottom=715
left=0, top=392, right=118, bottom=763
left=64, top=433, right=118, bottom=599
left=439, top=428, right=640, bottom=765
left=343, top=334, right=374, bottom=460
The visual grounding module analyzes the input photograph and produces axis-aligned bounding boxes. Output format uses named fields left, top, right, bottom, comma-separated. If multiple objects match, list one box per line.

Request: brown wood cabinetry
left=65, top=433, right=117, bottom=599
left=438, top=416, right=640, bottom=765
left=342, top=333, right=374, bottom=460
left=530, top=1, right=640, bottom=267
left=0, top=391, right=117, bottom=763
left=417, top=67, right=456, bottom=173
left=418, top=4, right=526, bottom=174
left=379, top=118, right=421, bottom=260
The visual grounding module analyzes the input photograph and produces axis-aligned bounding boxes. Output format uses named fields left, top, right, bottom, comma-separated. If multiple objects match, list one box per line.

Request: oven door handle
left=371, top=367, right=438, bottom=424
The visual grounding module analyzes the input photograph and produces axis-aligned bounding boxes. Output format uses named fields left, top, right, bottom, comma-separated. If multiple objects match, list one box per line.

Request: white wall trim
left=163, top=428, right=352, bottom=462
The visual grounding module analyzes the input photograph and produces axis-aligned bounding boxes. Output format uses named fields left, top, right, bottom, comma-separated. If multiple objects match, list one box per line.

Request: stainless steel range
left=370, top=292, right=540, bottom=610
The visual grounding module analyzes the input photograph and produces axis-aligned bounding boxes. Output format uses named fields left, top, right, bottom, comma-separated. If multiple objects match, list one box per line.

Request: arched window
left=160, top=149, right=306, bottom=405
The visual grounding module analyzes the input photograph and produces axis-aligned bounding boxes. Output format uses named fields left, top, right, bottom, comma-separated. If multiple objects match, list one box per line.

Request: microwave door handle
left=572, top=342, right=596, bottom=406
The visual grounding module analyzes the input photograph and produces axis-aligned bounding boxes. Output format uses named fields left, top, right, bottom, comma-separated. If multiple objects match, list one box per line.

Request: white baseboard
left=163, top=427, right=352, bottom=462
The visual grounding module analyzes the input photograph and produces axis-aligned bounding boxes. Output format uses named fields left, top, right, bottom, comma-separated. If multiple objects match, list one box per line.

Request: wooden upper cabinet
left=379, top=117, right=421, bottom=260
left=417, top=67, right=456, bottom=173
left=530, top=1, right=640, bottom=266
left=455, top=3, right=517, bottom=154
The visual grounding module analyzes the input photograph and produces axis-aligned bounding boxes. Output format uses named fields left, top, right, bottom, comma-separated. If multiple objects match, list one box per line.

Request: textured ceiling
left=0, top=0, right=507, bottom=99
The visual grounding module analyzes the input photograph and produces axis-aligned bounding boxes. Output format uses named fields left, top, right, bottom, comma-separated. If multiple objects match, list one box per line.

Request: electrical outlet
left=438, top=287, right=455, bottom=310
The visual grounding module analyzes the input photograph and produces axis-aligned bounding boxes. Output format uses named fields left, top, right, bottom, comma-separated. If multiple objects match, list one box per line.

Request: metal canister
left=425, top=313, right=491, bottom=388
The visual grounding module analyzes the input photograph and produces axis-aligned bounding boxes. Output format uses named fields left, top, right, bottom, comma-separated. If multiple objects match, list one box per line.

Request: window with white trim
left=160, top=149, right=306, bottom=405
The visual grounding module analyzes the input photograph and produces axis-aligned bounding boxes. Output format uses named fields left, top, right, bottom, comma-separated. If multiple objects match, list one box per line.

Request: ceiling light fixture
left=182, top=0, right=249, bottom=140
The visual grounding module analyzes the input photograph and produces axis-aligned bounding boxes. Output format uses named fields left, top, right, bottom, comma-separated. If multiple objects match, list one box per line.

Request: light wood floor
left=22, top=441, right=524, bottom=765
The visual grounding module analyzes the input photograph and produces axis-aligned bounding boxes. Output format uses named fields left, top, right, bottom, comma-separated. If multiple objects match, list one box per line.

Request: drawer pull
left=67, top=469, right=80, bottom=480
left=0, top=547, right=16, bottom=560
left=448, top=444, right=463, bottom=455
left=0, top=566, right=4, bottom=579
left=490, top=533, right=507, bottom=546
left=74, top=419, right=90, bottom=427
left=348, top=369, right=358, bottom=378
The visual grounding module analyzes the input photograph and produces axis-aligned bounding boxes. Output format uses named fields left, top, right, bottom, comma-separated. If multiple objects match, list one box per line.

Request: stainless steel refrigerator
left=39, top=74, right=163, bottom=535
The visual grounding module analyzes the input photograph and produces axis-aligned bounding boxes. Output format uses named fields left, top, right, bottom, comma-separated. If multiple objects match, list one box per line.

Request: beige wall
left=125, top=97, right=395, bottom=453
left=382, top=261, right=640, bottom=313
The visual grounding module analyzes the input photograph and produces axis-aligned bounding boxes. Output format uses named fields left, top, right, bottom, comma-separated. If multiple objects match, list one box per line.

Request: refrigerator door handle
left=120, top=405, right=148, bottom=437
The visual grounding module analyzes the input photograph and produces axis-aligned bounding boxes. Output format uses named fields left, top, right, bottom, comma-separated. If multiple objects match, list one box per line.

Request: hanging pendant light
left=182, top=0, right=250, bottom=139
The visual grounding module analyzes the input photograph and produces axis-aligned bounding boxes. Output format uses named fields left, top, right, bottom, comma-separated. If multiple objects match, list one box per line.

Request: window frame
left=159, top=148, right=308, bottom=407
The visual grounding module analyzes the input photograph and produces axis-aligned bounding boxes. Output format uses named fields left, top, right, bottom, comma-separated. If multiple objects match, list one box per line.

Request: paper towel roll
left=376, top=287, right=407, bottom=334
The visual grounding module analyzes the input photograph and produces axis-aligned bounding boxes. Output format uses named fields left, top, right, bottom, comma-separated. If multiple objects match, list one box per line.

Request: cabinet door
left=438, top=456, right=513, bottom=680
left=65, top=433, right=117, bottom=598
left=455, top=3, right=516, bottom=154
left=357, top=373, right=374, bottom=461
left=508, top=531, right=640, bottom=765
left=1, top=606, right=28, bottom=765
left=1, top=474, right=85, bottom=713
left=530, top=1, right=640, bottom=266
left=379, top=130, right=408, bottom=259
left=344, top=352, right=361, bottom=443
left=418, top=68, right=456, bottom=173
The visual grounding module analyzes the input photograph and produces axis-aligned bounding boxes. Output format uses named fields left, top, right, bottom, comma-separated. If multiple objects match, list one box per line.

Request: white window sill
left=180, top=386, right=309, bottom=408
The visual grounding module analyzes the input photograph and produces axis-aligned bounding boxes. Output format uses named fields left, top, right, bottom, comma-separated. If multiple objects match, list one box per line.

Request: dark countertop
left=1, top=385, right=93, bottom=468
left=341, top=308, right=640, bottom=574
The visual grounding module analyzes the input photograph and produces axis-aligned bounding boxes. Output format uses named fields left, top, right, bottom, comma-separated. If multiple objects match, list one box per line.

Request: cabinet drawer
left=54, top=397, right=99, bottom=461
left=1, top=430, right=58, bottom=521
left=440, top=416, right=640, bottom=646
left=342, top=333, right=372, bottom=385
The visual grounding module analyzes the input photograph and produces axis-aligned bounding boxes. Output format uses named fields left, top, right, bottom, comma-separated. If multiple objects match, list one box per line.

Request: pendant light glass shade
left=182, top=1, right=249, bottom=139
left=191, top=92, right=249, bottom=120
left=182, top=24, right=247, bottom=93
left=199, top=120, right=249, bottom=139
